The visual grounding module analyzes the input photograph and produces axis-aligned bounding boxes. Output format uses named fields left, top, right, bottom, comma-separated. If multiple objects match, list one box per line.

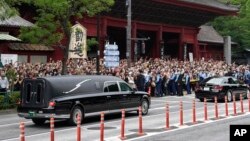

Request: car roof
left=39, top=75, right=122, bottom=82
left=23, top=75, right=125, bottom=97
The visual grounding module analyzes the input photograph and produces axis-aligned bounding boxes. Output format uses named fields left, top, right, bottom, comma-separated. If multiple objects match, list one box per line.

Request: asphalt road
left=0, top=94, right=249, bottom=141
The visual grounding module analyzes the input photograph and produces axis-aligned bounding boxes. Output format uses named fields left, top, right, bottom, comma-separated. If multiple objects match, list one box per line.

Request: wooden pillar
left=179, top=28, right=184, bottom=60
left=156, top=25, right=163, bottom=58
left=100, top=17, right=107, bottom=58
left=132, top=22, right=137, bottom=61
left=194, top=29, right=199, bottom=60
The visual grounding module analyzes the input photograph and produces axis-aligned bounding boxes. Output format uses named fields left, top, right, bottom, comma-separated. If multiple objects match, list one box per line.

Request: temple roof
left=180, top=0, right=238, bottom=12
left=198, top=25, right=236, bottom=44
left=198, top=25, right=224, bottom=43
left=108, top=0, right=239, bottom=27
left=9, top=43, right=54, bottom=51
left=0, top=15, right=34, bottom=27
left=0, top=33, right=21, bottom=41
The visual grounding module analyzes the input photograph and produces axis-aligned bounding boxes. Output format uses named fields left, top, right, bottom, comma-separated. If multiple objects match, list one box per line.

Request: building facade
left=69, top=0, right=238, bottom=61
left=1, top=0, right=238, bottom=63
left=0, top=16, right=54, bottom=64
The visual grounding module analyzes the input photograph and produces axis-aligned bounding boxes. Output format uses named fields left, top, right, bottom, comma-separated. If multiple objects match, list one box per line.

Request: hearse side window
left=104, top=82, right=119, bottom=92
left=104, top=86, right=109, bottom=92
left=36, top=84, right=42, bottom=103
left=26, top=84, right=31, bottom=102
left=119, top=82, right=132, bottom=91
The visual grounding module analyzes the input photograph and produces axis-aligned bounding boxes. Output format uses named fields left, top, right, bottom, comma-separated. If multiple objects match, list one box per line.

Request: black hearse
left=17, top=75, right=150, bottom=125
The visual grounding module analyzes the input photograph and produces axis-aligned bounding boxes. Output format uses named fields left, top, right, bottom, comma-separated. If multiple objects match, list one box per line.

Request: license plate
left=28, top=111, right=36, bottom=117
left=204, top=87, right=210, bottom=91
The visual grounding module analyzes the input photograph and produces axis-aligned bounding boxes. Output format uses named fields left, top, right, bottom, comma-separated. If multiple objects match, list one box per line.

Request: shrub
left=0, top=95, right=9, bottom=109
left=0, top=91, right=20, bottom=109
left=9, top=91, right=20, bottom=106
left=0, top=95, right=4, bottom=104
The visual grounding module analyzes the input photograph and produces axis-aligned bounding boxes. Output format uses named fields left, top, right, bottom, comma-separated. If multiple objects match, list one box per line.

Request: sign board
left=1, top=54, right=18, bottom=65
left=103, top=50, right=120, bottom=56
left=69, top=23, right=87, bottom=58
left=104, top=56, right=120, bottom=62
left=104, top=43, right=120, bottom=68
left=189, top=52, right=193, bottom=62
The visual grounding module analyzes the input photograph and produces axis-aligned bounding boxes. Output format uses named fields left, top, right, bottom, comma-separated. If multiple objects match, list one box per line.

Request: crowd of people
left=0, top=57, right=250, bottom=96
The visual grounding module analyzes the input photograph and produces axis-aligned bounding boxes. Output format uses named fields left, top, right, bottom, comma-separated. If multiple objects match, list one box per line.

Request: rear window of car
left=206, top=78, right=224, bottom=85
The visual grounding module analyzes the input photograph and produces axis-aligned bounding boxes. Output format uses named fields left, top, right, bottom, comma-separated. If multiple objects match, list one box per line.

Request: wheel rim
left=141, top=100, right=148, bottom=114
left=227, top=91, right=232, bottom=102
left=73, top=108, right=82, bottom=124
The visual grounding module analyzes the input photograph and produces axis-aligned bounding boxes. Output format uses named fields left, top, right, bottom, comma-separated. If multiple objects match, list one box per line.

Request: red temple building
left=197, top=25, right=237, bottom=60
left=0, top=0, right=238, bottom=63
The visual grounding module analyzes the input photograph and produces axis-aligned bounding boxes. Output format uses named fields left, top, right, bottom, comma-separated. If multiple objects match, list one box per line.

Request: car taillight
left=49, top=101, right=56, bottom=107
left=195, top=86, right=202, bottom=91
left=213, top=85, right=223, bottom=92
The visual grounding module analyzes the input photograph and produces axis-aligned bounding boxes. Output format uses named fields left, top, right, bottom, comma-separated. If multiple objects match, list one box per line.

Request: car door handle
left=123, top=95, right=127, bottom=97
left=107, top=96, right=111, bottom=98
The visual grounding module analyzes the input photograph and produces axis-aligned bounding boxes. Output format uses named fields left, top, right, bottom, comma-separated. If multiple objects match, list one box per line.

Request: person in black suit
left=184, top=71, right=191, bottom=94
left=135, top=69, right=146, bottom=91
left=176, top=71, right=184, bottom=96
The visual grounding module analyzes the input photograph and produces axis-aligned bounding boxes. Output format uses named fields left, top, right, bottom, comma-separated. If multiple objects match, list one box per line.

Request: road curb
left=0, top=108, right=16, bottom=115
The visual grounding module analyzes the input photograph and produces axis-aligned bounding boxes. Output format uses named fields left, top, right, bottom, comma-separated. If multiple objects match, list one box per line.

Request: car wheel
left=32, top=118, right=46, bottom=125
left=68, top=106, right=83, bottom=126
left=139, top=99, right=149, bottom=115
left=226, top=91, right=232, bottom=102
left=199, top=98, right=204, bottom=102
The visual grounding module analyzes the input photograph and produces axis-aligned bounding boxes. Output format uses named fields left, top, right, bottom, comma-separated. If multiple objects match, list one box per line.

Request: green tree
left=211, top=0, right=250, bottom=52
left=14, top=0, right=114, bottom=74
left=0, top=0, right=18, bottom=20
left=87, top=38, right=98, bottom=51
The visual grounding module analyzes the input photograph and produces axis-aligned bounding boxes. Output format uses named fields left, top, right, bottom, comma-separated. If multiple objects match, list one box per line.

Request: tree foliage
left=87, top=38, right=98, bottom=51
left=19, top=13, right=62, bottom=46
left=12, top=0, right=114, bottom=74
left=211, top=0, right=250, bottom=52
left=0, top=0, right=18, bottom=20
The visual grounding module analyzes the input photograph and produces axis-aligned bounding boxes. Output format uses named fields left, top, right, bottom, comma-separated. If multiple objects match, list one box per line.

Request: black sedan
left=195, top=76, right=249, bottom=102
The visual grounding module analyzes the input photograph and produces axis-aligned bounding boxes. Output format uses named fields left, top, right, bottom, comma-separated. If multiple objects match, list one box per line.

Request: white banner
left=189, top=52, right=193, bottom=62
left=69, top=23, right=87, bottom=58
left=1, top=54, right=18, bottom=65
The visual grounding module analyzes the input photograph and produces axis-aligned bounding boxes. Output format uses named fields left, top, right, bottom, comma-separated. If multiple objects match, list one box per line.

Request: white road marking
left=104, top=111, right=250, bottom=141
left=1, top=100, right=249, bottom=141
left=125, top=112, right=250, bottom=141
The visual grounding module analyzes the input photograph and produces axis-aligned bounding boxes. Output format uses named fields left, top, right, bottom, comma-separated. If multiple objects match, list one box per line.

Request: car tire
left=32, top=118, right=46, bottom=125
left=199, top=98, right=204, bottom=102
left=137, top=99, right=149, bottom=115
left=68, top=106, right=83, bottom=126
left=226, top=91, right=232, bottom=102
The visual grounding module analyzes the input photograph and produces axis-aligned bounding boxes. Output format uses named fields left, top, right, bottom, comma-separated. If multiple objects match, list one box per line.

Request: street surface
left=0, top=94, right=250, bottom=141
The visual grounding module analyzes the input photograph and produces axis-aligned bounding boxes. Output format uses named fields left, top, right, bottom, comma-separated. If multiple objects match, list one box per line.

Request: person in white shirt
left=0, top=73, right=9, bottom=93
